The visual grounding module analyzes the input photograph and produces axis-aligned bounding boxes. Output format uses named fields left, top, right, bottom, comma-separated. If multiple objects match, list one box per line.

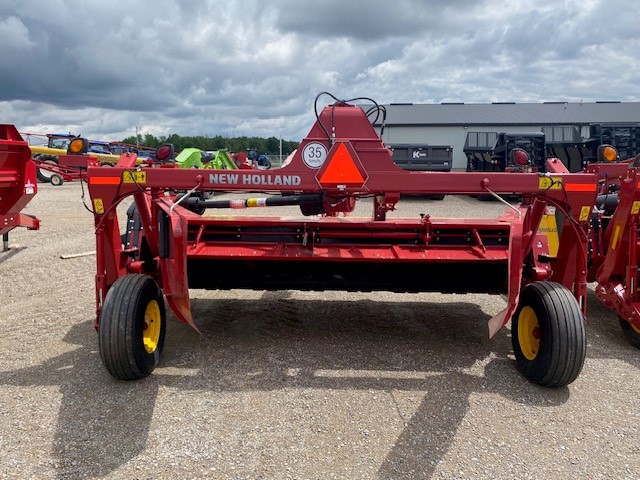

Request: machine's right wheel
left=511, top=281, right=586, bottom=387
left=98, top=274, right=166, bottom=380
left=50, top=174, right=64, bottom=186
left=36, top=155, right=58, bottom=182
left=618, top=316, right=640, bottom=349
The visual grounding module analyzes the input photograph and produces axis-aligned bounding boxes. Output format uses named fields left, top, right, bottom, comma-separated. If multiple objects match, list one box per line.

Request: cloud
left=0, top=0, right=638, bottom=142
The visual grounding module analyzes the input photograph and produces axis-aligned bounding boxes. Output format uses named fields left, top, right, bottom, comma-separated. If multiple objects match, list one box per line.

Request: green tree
left=119, top=133, right=299, bottom=155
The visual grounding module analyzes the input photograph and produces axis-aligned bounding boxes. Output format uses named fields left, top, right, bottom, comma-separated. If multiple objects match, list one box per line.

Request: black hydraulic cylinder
left=595, top=193, right=619, bottom=216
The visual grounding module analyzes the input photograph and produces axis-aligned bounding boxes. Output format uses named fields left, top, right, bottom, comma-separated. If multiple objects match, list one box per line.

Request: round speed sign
left=302, top=142, right=328, bottom=169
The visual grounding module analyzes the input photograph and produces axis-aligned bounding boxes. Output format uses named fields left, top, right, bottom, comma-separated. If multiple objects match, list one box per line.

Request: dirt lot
left=0, top=182, right=638, bottom=480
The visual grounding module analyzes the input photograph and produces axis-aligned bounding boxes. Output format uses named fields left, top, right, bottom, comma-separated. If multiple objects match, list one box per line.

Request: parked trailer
left=0, top=125, right=39, bottom=251
left=87, top=96, right=600, bottom=387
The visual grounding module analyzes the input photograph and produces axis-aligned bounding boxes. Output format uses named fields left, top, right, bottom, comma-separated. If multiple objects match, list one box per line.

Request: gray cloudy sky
left=1, top=0, right=638, bottom=142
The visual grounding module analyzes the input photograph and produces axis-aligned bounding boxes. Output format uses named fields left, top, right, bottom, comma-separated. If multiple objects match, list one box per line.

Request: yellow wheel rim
left=518, top=306, right=540, bottom=361
left=143, top=300, right=161, bottom=354
left=631, top=322, right=640, bottom=335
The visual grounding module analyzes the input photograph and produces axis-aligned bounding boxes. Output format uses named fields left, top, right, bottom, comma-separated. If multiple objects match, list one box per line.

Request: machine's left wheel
left=618, top=316, right=640, bottom=349
left=511, top=281, right=586, bottom=387
left=98, top=274, right=166, bottom=380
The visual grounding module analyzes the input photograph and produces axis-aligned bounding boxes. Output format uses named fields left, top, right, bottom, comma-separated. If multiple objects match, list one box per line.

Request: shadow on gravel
left=0, top=246, right=27, bottom=265
left=159, top=293, right=574, bottom=479
left=584, top=288, right=640, bottom=368
left=2, top=289, right=623, bottom=479
left=0, top=320, right=158, bottom=479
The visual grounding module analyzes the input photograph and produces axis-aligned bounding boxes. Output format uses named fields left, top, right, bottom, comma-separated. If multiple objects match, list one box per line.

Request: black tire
left=618, top=316, right=640, bottom=349
left=98, top=274, right=166, bottom=380
left=50, top=174, right=64, bottom=186
left=511, top=281, right=586, bottom=387
left=36, top=155, right=58, bottom=182
left=429, top=194, right=446, bottom=200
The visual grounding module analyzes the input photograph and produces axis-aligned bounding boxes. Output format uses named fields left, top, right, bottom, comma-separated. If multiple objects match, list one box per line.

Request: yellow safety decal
left=538, top=214, right=559, bottom=257
left=538, top=177, right=562, bottom=190
left=93, top=198, right=104, bottom=214
left=611, top=225, right=621, bottom=250
left=579, top=206, right=591, bottom=221
left=632, top=201, right=640, bottom=215
left=123, top=171, right=146, bottom=183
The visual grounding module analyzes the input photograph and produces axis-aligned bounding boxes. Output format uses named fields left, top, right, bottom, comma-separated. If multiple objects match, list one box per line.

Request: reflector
left=318, top=142, right=366, bottom=188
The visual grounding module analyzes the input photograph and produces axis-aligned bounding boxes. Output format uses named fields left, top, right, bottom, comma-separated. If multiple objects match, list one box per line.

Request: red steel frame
left=87, top=103, right=599, bottom=337
left=547, top=158, right=640, bottom=331
left=589, top=163, right=640, bottom=330
left=0, top=125, right=39, bottom=249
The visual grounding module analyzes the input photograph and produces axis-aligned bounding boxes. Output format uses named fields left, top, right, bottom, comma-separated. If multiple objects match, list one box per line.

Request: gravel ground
left=0, top=182, right=638, bottom=480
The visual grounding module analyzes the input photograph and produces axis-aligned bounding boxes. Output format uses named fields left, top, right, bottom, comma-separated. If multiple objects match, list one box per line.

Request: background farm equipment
left=31, top=137, right=104, bottom=186
left=231, top=148, right=272, bottom=169
left=0, top=125, right=39, bottom=251
left=387, top=144, right=453, bottom=199
left=87, top=94, right=600, bottom=388
left=109, top=143, right=156, bottom=160
left=545, top=123, right=640, bottom=172
left=465, top=132, right=546, bottom=173
left=175, top=148, right=238, bottom=170
left=25, top=133, right=123, bottom=182
left=32, top=154, right=101, bottom=186
left=387, top=144, right=453, bottom=173
left=246, top=148, right=272, bottom=169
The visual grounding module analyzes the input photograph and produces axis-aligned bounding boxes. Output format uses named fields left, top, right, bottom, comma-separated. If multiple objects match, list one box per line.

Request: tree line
left=121, top=133, right=299, bottom=156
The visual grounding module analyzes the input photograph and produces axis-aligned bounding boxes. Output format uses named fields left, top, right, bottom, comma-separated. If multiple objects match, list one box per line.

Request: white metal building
left=374, top=101, right=640, bottom=170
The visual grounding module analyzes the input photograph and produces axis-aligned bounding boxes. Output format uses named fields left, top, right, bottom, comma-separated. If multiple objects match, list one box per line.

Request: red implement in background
left=88, top=97, right=599, bottom=387
left=0, top=125, right=39, bottom=251
left=32, top=154, right=101, bottom=186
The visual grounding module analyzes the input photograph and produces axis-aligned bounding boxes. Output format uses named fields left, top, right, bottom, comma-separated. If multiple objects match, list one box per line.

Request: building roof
left=378, top=102, right=640, bottom=126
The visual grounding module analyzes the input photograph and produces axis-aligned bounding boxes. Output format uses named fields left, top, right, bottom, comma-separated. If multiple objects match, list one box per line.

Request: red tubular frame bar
left=87, top=104, right=599, bottom=337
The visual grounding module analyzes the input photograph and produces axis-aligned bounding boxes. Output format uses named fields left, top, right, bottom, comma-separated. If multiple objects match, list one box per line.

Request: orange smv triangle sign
left=318, top=142, right=365, bottom=187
